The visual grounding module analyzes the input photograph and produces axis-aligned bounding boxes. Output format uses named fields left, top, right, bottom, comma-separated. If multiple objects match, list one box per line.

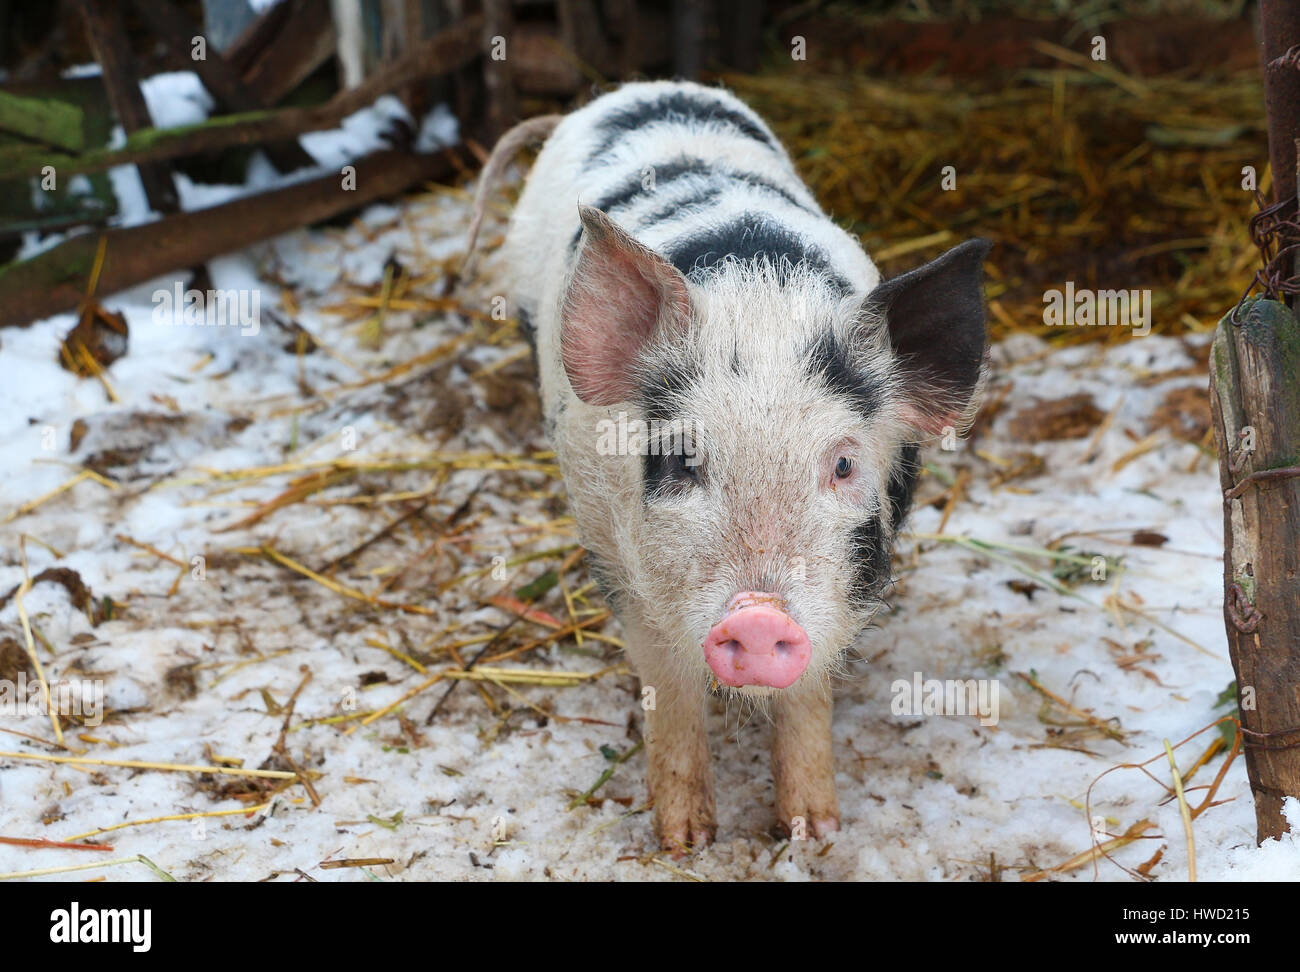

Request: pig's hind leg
left=625, top=623, right=717, bottom=854
left=771, top=685, right=840, bottom=838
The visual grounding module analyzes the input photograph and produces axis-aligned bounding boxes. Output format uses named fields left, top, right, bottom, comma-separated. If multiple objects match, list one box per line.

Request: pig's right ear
left=560, top=205, right=692, bottom=406
left=863, top=238, right=992, bottom=435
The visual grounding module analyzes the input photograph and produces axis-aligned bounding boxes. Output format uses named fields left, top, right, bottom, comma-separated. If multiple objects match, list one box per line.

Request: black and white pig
left=474, top=80, right=990, bottom=852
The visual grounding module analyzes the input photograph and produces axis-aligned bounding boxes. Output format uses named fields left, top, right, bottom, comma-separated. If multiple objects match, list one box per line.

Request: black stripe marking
left=664, top=213, right=851, bottom=292
left=587, top=91, right=778, bottom=164
left=592, top=157, right=713, bottom=213
left=638, top=175, right=813, bottom=230
left=569, top=161, right=816, bottom=258
left=594, top=157, right=812, bottom=218
left=638, top=185, right=724, bottom=227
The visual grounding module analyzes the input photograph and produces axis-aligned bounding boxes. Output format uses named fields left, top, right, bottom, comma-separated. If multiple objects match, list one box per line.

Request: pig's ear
left=865, top=238, right=992, bottom=435
left=560, top=205, right=692, bottom=406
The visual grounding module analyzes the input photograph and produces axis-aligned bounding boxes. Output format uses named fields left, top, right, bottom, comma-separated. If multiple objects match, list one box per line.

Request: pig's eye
left=668, top=452, right=699, bottom=484
left=834, top=457, right=854, bottom=479
left=646, top=449, right=701, bottom=499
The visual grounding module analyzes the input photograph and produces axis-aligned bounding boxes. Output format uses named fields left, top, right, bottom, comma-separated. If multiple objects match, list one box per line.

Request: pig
left=469, top=80, right=991, bottom=852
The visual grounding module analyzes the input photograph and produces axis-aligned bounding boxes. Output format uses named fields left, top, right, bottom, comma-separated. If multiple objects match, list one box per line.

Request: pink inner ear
left=897, top=398, right=963, bottom=437
left=561, top=214, right=690, bottom=406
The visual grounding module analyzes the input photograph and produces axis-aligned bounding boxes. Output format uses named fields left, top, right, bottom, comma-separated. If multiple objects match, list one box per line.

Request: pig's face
left=625, top=274, right=909, bottom=695
left=560, top=207, right=989, bottom=697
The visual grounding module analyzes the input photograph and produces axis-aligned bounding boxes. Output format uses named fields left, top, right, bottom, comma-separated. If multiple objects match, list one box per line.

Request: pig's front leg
left=628, top=632, right=716, bottom=854
left=771, top=685, right=840, bottom=838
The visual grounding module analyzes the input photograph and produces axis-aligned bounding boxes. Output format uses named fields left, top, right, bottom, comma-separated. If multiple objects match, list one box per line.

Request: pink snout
left=702, top=592, right=811, bottom=689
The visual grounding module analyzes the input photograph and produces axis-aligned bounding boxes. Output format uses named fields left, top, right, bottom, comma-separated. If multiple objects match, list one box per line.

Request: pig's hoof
left=659, top=824, right=715, bottom=858
left=777, top=811, right=840, bottom=840
left=811, top=816, right=840, bottom=839
left=655, top=806, right=716, bottom=857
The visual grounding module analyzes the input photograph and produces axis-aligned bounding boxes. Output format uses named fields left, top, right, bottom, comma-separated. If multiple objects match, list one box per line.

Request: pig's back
left=505, top=81, right=879, bottom=320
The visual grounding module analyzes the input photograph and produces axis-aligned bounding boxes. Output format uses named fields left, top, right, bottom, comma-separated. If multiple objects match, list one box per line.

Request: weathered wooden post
left=1206, top=0, right=1300, bottom=842
left=1210, top=300, right=1300, bottom=843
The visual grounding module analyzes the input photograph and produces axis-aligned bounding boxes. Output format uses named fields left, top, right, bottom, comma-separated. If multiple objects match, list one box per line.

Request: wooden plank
left=71, top=0, right=178, bottom=213
left=0, top=89, right=84, bottom=151
left=0, top=145, right=470, bottom=328
left=241, top=0, right=338, bottom=106
left=128, top=0, right=315, bottom=173
left=0, top=77, right=118, bottom=236
left=222, top=0, right=296, bottom=75
left=0, top=15, right=485, bottom=182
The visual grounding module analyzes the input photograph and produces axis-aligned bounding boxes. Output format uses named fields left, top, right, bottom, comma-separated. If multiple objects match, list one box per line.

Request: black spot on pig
left=637, top=356, right=699, bottom=422
left=803, top=330, right=882, bottom=420
left=643, top=450, right=698, bottom=501
left=665, top=213, right=851, bottom=293
left=636, top=357, right=701, bottom=503
left=886, top=442, right=921, bottom=531
left=586, top=92, right=778, bottom=163
left=848, top=516, right=891, bottom=606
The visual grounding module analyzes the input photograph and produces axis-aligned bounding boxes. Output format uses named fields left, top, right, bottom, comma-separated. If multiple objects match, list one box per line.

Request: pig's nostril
left=702, top=598, right=812, bottom=688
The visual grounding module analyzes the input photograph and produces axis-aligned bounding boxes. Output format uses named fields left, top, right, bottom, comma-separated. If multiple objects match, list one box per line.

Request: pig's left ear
left=559, top=205, right=692, bottom=406
left=864, top=238, right=992, bottom=435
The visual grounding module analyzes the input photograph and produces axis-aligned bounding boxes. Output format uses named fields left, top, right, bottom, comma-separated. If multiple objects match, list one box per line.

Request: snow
left=140, top=72, right=215, bottom=130
left=1210, top=799, right=1300, bottom=880
left=0, top=152, right=1296, bottom=883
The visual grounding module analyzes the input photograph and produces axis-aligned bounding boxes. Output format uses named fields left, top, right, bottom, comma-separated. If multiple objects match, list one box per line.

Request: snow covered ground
left=1, top=100, right=1298, bottom=880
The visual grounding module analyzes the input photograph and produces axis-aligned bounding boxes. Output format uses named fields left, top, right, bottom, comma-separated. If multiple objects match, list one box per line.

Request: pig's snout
left=702, top=592, right=811, bottom=689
